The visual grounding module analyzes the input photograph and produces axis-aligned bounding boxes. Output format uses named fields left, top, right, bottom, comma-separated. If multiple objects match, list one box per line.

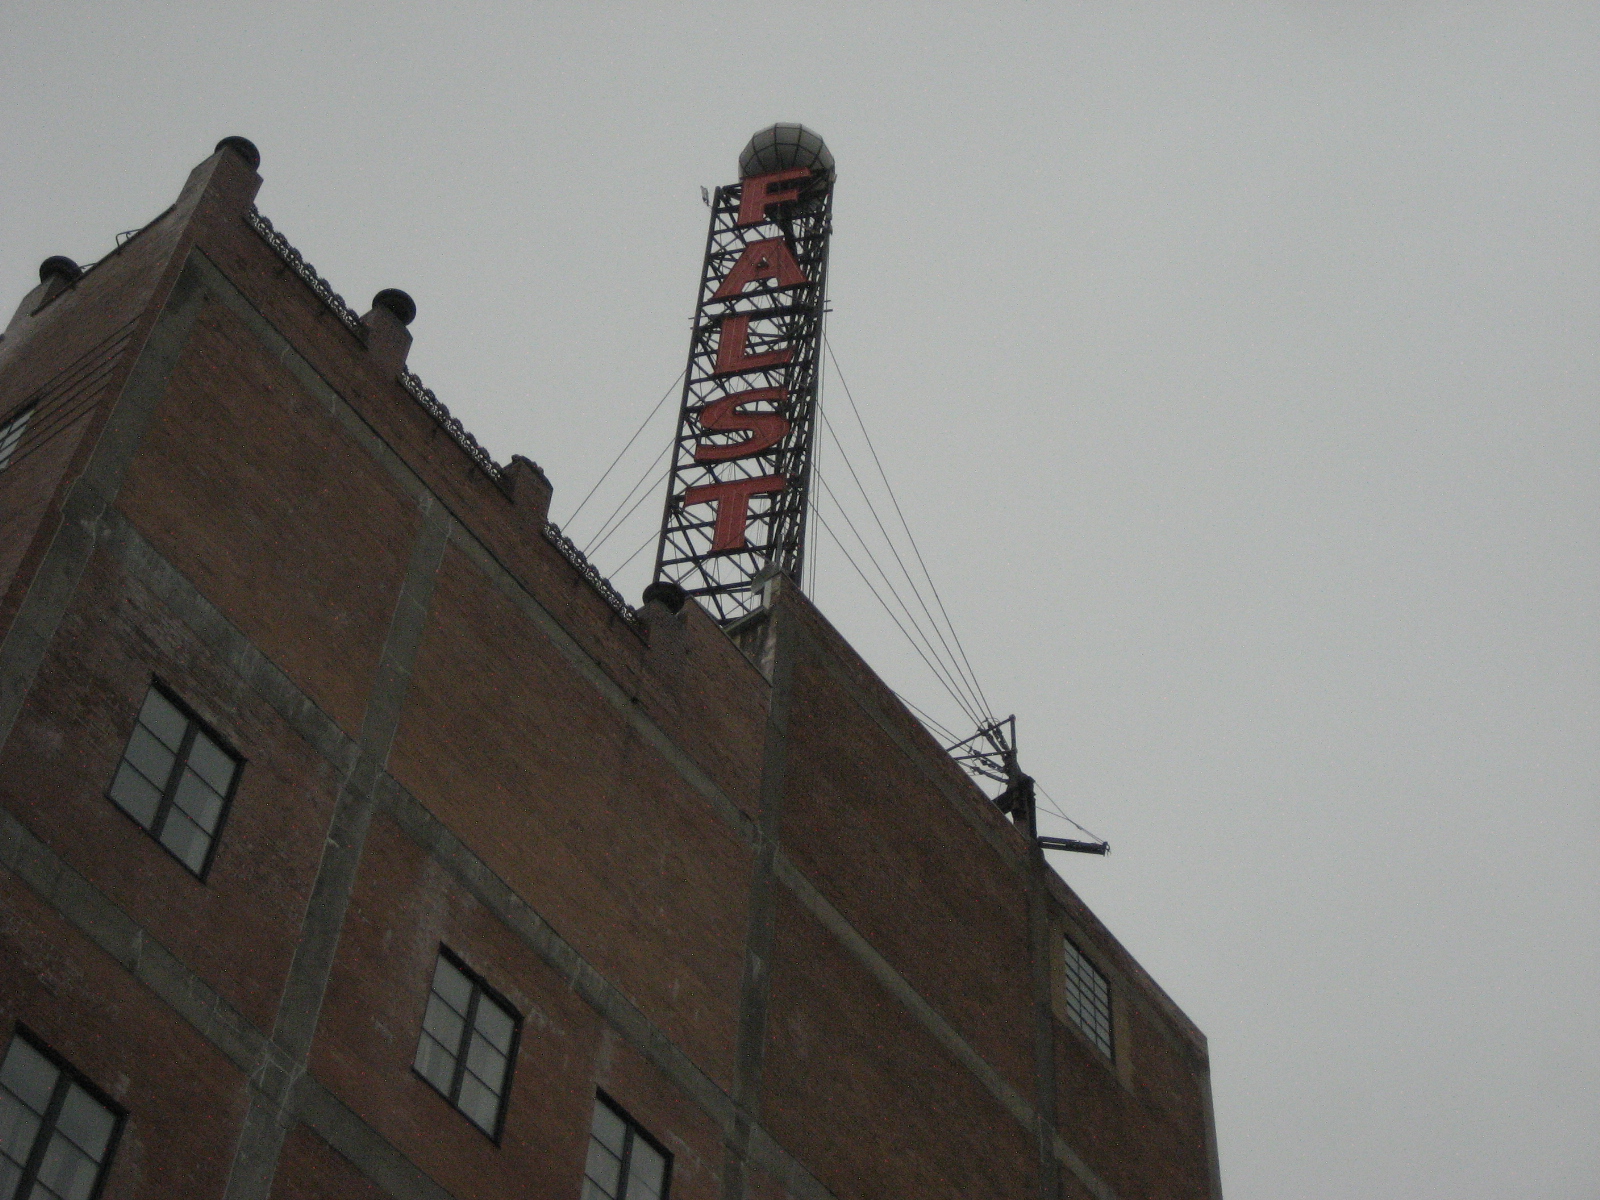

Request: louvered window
left=0, top=406, right=32, bottom=472
left=1062, top=936, right=1113, bottom=1058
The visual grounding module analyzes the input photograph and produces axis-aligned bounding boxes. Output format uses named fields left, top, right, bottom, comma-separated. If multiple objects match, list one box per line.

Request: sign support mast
left=651, top=124, right=835, bottom=625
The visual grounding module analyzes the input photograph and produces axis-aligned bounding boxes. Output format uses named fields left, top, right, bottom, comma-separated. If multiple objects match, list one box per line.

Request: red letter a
left=715, top=315, right=793, bottom=375
left=682, top=475, right=787, bottom=552
left=712, top=238, right=808, bottom=298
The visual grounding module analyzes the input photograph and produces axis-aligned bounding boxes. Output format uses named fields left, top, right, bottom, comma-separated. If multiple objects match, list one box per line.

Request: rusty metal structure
left=651, top=125, right=835, bottom=625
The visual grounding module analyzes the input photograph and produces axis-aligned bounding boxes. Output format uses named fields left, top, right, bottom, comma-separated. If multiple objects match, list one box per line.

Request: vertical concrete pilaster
left=0, top=261, right=206, bottom=750
left=222, top=497, right=451, bottom=1200
left=721, top=601, right=797, bottom=1200
left=1029, top=856, right=1063, bottom=1200
left=1199, top=1057, right=1225, bottom=1200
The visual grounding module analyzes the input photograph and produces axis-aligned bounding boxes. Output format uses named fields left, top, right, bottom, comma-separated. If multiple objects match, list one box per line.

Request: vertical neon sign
left=651, top=125, right=834, bottom=625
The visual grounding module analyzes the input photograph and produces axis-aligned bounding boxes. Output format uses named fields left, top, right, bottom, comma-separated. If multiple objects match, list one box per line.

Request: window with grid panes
left=107, top=685, right=240, bottom=876
left=0, top=407, right=32, bottom=472
left=583, top=1094, right=669, bottom=1200
left=1062, top=936, right=1113, bottom=1058
left=412, top=951, right=518, bottom=1138
left=0, top=1029, right=122, bottom=1200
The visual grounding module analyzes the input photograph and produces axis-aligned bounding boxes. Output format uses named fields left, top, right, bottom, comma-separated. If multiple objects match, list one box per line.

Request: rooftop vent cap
left=642, top=581, right=688, bottom=614
left=214, top=136, right=261, bottom=171
left=738, top=124, right=834, bottom=181
left=372, top=289, right=417, bottom=326
left=38, top=256, right=81, bottom=284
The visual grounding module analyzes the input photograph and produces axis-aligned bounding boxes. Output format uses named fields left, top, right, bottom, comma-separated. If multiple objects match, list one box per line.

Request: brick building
left=0, top=139, right=1223, bottom=1200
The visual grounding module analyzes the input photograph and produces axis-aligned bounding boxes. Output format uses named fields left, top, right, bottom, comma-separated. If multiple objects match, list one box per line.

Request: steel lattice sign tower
left=651, top=124, right=835, bottom=625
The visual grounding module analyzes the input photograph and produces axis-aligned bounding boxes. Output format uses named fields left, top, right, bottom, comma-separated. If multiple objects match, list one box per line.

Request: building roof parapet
left=542, top=521, right=644, bottom=630
left=244, top=204, right=503, bottom=483
left=244, top=204, right=647, bottom=633
left=396, top=366, right=501, bottom=481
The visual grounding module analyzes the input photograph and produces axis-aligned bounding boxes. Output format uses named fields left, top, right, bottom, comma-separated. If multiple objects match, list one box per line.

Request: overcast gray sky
left=3, top=4, right=1595, bottom=1197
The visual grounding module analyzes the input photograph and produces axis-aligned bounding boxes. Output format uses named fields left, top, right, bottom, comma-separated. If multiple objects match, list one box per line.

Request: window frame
left=586, top=1090, right=673, bottom=1200
left=104, top=678, right=244, bottom=881
left=1, top=1023, right=126, bottom=1200
left=0, top=403, right=34, bottom=472
left=1060, top=934, right=1115, bottom=1061
left=410, top=946, right=522, bottom=1143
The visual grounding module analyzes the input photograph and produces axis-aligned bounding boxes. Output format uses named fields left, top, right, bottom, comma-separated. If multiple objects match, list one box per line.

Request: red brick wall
left=0, top=873, right=249, bottom=1200
left=0, top=141, right=1219, bottom=1200
left=386, top=546, right=756, bottom=1092
left=269, top=1123, right=391, bottom=1200
left=778, top=627, right=1039, bottom=1101
left=0, top=540, right=343, bottom=1029
left=761, top=887, right=1038, bottom=1199
left=116, top=293, right=420, bottom=738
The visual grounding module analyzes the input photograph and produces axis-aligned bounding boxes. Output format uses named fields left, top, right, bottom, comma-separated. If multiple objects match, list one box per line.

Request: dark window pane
left=112, top=686, right=243, bottom=875
left=185, top=733, right=236, bottom=795
left=33, top=1132, right=98, bottom=1200
left=0, top=1090, right=41, bottom=1170
left=157, top=810, right=210, bottom=874
left=588, top=1099, right=669, bottom=1200
left=136, top=690, right=187, bottom=752
left=171, top=771, right=224, bottom=833
left=463, top=1033, right=506, bottom=1095
left=1062, top=938, right=1112, bottom=1057
left=120, top=728, right=175, bottom=794
left=413, top=1033, right=456, bottom=1095
left=430, top=958, right=473, bottom=1016
left=457, top=1073, right=499, bottom=1134
left=421, top=995, right=465, bottom=1050
left=416, top=953, right=519, bottom=1139
left=585, top=1139, right=622, bottom=1197
left=474, top=997, right=515, bottom=1053
left=53, top=1087, right=113, bottom=1161
left=0, top=1038, right=116, bottom=1200
left=108, top=765, right=162, bottom=828
left=0, top=408, right=30, bottom=470
left=0, top=1042, right=57, bottom=1116
left=626, top=1140, right=666, bottom=1200
left=590, top=1101, right=627, bottom=1155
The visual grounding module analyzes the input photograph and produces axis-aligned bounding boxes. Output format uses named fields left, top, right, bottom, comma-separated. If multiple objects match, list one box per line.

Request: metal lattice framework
left=651, top=170, right=833, bottom=625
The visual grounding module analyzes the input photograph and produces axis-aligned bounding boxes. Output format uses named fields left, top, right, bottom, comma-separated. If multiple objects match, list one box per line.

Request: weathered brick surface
left=116, top=292, right=420, bottom=738
left=0, top=146, right=260, bottom=651
left=268, top=1123, right=391, bottom=1200
left=0, top=868, right=248, bottom=1200
left=761, top=887, right=1037, bottom=1200
left=0, top=141, right=1220, bottom=1200
left=0, top=323, right=135, bottom=638
left=0, top=215, right=179, bottom=645
left=386, top=546, right=754, bottom=1091
left=778, top=607, right=1038, bottom=1101
left=1055, top=1008, right=1211, bottom=1200
left=313, top=810, right=727, bottom=1200
left=0, top=542, right=343, bottom=1029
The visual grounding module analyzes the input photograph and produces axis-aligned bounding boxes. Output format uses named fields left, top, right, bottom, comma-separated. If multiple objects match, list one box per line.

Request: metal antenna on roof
left=946, top=717, right=1109, bottom=856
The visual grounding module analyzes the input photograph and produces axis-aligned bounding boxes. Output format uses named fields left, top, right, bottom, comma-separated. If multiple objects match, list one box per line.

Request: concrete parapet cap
left=504, top=454, right=554, bottom=522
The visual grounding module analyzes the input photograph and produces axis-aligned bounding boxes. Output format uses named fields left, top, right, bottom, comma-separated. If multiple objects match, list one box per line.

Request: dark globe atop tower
left=739, top=124, right=835, bottom=180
